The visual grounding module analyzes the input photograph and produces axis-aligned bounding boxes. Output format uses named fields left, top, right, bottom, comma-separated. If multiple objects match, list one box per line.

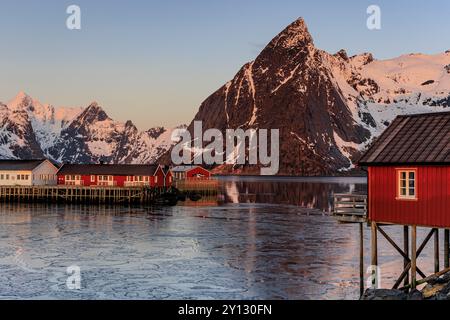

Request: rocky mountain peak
left=8, top=91, right=33, bottom=110
left=335, top=49, right=350, bottom=62
left=124, top=120, right=135, bottom=128
left=268, top=17, right=314, bottom=50
left=80, top=102, right=110, bottom=122
left=147, top=127, right=166, bottom=139
left=349, top=53, right=375, bottom=69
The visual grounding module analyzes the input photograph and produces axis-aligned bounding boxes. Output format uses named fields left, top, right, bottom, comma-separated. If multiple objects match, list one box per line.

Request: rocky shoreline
left=362, top=272, right=450, bottom=300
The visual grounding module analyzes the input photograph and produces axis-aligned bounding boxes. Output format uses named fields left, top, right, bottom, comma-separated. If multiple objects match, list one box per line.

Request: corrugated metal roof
left=0, top=160, right=47, bottom=171
left=58, top=164, right=159, bottom=176
left=359, top=112, right=450, bottom=165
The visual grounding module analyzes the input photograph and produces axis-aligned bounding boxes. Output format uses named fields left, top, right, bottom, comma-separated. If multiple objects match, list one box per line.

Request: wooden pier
left=333, top=193, right=368, bottom=297
left=175, top=179, right=219, bottom=196
left=333, top=193, right=450, bottom=297
left=0, top=185, right=170, bottom=205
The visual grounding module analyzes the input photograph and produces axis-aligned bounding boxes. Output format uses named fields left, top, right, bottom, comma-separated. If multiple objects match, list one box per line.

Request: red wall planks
left=368, top=166, right=450, bottom=228
left=186, top=167, right=212, bottom=179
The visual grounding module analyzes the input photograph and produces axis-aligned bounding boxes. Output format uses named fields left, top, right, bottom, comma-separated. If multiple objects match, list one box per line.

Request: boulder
left=361, top=289, right=408, bottom=300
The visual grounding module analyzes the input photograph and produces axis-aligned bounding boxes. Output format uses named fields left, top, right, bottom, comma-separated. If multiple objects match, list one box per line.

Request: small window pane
left=409, top=172, right=415, bottom=180
left=400, top=188, right=407, bottom=196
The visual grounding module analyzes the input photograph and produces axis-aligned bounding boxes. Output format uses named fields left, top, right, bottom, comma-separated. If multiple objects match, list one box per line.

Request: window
left=17, top=175, right=21, bottom=181
left=91, top=175, right=95, bottom=182
left=398, top=170, right=417, bottom=200
left=0, top=174, right=3, bottom=180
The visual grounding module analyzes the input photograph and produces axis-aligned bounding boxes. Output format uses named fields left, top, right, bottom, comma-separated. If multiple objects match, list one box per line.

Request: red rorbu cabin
left=162, top=167, right=173, bottom=187
left=359, top=112, right=450, bottom=228
left=171, top=165, right=212, bottom=181
left=57, top=164, right=170, bottom=188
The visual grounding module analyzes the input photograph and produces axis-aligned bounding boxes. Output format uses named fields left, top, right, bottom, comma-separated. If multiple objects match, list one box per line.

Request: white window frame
left=397, top=169, right=417, bottom=200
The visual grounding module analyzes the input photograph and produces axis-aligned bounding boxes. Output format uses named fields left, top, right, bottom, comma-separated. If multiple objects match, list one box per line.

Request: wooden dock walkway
left=333, top=193, right=368, bottom=224
left=0, top=185, right=170, bottom=205
left=332, top=193, right=368, bottom=297
left=175, top=179, right=219, bottom=196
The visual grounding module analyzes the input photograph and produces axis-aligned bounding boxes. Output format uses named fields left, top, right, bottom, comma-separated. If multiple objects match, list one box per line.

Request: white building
left=0, top=160, right=59, bottom=186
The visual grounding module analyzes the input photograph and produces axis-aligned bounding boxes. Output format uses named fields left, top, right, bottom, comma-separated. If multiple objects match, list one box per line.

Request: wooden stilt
left=435, top=228, right=440, bottom=274
left=371, top=221, right=378, bottom=288
left=403, top=226, right=409, bottom=287
left=445, top=229, right=449, bottom=269
left=359, top=222, right=364, bottom=297
left=411, top=226, right=417, bottom=289
left=378, top=226, right=426, bottom=278
left=394, top=228, right=435, bottom=289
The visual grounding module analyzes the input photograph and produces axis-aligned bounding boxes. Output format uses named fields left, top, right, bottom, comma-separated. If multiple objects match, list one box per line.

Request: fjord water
left=0, top=177, right=439, bottom=299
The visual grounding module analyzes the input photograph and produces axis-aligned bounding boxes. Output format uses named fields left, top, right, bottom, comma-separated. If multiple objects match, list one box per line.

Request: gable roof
left=58, top=164, right=160, bottom=176
left=172, top=165, right=199, bottom=172
left=0, top=159, right=49, bottom=171
left=171, top=165, right=209, bottom=173
left=359, top=112, right=450, bottom=166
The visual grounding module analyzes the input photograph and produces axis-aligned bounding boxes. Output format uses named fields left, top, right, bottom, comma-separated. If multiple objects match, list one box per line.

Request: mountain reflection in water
left=2, top=176, right=439, bottom=300
left=219, top=176, right=367, bottom=212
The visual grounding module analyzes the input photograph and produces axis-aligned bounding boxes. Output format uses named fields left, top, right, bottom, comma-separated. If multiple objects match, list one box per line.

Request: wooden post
left=403, top=226, right=409, bottom=287
left=371, top=221, right=378, bottom=288
left=359, top=222, right=364, bottom=297
left=411, top=226, right=417, bottom=289
left=434, top=229, right=440, bottom=274
left=445, top=229, right=449, bottom=269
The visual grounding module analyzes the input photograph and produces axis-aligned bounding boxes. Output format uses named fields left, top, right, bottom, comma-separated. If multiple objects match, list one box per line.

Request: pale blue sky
left=1, top=0, right=449, bottom=129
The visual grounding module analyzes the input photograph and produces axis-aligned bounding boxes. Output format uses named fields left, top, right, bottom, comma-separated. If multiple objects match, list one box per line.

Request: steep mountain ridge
left=175, top=18, right=449, bottom=175
left=2, top=18, right=449, bottom=174
left=0, top=93, right=178, bottom=164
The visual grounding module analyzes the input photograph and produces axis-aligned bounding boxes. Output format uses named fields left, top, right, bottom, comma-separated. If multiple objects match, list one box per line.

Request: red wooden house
left=359, top=112, right=450, bottom=228
left=57, top=164, right=169, bottom=188
left=162, top=166, right=173, bottom=188
left=171, top=165, right=212, bottom=181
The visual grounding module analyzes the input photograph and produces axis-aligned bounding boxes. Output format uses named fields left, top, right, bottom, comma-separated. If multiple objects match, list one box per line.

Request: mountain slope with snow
left=168, top=18, right=449, bottom=175
left=0, top=93, right=178, bottom=164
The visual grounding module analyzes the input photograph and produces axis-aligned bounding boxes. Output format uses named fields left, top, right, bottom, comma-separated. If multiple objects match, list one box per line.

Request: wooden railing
left=175, top=179, right=219, bottom=192
left=65, top=180, right=85, bottom=186
left=124, top=181, right=151, bottom=187
left=333, top=193, right=368, bottom=223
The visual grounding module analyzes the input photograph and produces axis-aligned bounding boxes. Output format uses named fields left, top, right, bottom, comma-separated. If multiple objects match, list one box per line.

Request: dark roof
left=58, top=164, right=160, bottom=176
left=359, top=112, right=450, bottom=166
left=172, top=165, right=203, bottom=172
left=0, top=159, right=48, bottom=171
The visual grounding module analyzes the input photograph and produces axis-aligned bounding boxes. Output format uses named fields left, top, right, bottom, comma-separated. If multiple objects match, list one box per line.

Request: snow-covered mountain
left=3, top=18, right=449, bottom=173
left=172, top=18, right=450, bottom=175
left=0, top=92, right=179, bottom=164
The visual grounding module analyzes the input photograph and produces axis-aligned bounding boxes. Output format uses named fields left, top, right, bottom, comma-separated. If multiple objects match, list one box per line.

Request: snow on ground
left=360, top=52, right=450, bottom=95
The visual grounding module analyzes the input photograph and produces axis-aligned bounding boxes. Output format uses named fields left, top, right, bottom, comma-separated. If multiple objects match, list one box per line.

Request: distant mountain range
left=1, top=18, right=449, bottom=174
left=0, top=92, right=181, bottom=164
left=166, top=18, right=450, bottom=175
